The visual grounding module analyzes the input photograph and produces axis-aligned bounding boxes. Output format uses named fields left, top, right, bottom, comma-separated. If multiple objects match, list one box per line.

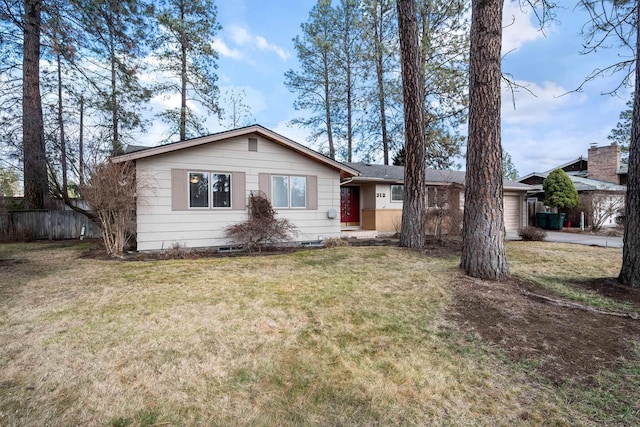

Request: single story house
left=113, top=125, right=530, bottom=251
left=342, top=163, right=531, bottom=234
left=112, top=125, right=360, bottom=251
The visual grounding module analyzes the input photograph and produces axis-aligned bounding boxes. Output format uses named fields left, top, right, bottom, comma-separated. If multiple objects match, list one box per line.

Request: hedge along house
left=111, top=125, right=360, bottom=251
left=341, top=162, right=531, bottom=234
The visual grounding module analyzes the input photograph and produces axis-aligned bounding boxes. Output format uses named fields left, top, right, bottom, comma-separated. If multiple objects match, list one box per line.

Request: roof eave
left=111, top=125, right=360, bottom=177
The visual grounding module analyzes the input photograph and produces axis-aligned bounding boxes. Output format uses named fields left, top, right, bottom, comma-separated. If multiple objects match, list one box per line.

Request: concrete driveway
left=507, top=230, right=623, bottom=248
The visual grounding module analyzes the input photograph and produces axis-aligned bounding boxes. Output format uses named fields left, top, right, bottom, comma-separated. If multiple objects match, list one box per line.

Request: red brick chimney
left=587, top=143, right=621, bottom=184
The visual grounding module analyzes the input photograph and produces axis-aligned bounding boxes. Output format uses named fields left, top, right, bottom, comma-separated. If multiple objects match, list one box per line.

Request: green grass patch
left=507, top=241, right=635, bottom=312
left=0, top=241, right=637, bottom=426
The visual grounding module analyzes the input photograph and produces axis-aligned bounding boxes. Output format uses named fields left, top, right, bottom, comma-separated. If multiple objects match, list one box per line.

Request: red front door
left=340, top=186, right=360, bottom=225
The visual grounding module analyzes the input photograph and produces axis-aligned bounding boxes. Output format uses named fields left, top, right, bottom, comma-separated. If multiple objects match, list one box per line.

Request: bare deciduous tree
left=579, top=191, right=626, bottom=232
left=424, top=184, right=463, bottom=241
left=81, top=161, right=139, bottom=257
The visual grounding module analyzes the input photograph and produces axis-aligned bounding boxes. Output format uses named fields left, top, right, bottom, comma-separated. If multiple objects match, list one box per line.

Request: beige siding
left=375, top=184, right=403, bottom=210
left=358, top=184, right=525, bottom=233
left=503, top=192, right=524, bottom=232
left=136, top=134, right=342, bottom=251
left=360, top=184, right=375, bottom=210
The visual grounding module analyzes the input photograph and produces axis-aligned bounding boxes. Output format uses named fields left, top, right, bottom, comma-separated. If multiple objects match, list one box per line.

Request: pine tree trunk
left=23, top=0, right=47, bottom=210
left=397, top=0, right=426, bottom=249
left=57, top=50, right=68, bottom=196
left=347, top=61, right=353, bottom=162
left=180, top=0, right=188, bottom=141
left=79, top=95, right=84, bottom=187
left=324, top=56, right=335, bottom=159
left=109, top=26, right=121, bottom=156
left=460, top=0, right=509, bottom=281
left=373, top=1, right=389, bottom=165
left=619, top=3, right=640, bottom=287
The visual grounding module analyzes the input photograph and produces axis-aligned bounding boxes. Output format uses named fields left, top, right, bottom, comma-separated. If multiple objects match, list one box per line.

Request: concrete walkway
left=544, top=231, right=623, bottom=248
left=507, top=230, right=623, bottom=248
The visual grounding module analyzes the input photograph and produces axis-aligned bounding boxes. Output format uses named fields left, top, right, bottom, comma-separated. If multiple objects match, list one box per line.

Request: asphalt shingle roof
left=345, top=162, right=530, bottom=190
left=520, top=172, right=626, bottom=193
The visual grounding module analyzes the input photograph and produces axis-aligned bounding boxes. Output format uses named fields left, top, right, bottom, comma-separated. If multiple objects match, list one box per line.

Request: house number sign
left=376, top=193, right=386, bottom=198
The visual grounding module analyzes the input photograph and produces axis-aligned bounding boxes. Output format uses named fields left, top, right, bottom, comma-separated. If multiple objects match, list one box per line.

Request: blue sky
left=146, top=0, right=634, bottom=178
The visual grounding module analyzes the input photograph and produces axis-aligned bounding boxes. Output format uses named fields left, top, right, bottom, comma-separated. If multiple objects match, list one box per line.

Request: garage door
left=503, top=195, right=521, bottom=232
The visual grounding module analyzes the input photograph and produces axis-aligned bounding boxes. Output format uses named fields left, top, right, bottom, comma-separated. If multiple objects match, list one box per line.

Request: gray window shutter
left=307, top=175, right=317, bottom=210
left=171, top=169, right=188, bottom=211
left=231, top=172, right=246, bottom=210
left=258, top=173, right=271, bottom=200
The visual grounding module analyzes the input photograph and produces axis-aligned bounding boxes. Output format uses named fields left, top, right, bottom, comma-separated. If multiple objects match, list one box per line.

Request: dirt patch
left=568, top=277, right=640, bottom=307
left=447, top=275, right=640, bottom=385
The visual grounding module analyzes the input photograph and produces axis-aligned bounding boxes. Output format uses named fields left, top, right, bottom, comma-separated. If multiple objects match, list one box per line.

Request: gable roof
left=345, top=162, right=530, bottom=191
left=111, top=124, right=360, bottom=177
left=517, top=171, right=626, bottom=192
left=544, top=157, right=589, bottom=176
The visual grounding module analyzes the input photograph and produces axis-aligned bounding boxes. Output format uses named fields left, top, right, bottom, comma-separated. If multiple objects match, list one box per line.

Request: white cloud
left=501, top=80, right=586, bottom=126
left=229, top=26, right=253, bottom=46
left=499, top=79, right=618, bottom=176
left=223, top=25, right=291, bottom=61
left=502, top=1, right=548, bottom=54
left=150, top=92, right=200, bottom=113
left=212, top=38, right=244, bottom=60
left=255, top=35, right=291, bottom=61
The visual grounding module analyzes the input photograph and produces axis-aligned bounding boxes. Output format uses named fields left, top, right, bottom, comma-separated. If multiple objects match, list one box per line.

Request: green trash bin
left=536, top=212, right=548, bottom=229
left=547, top=213, right=560, bottom=230
left=560, top=213, right=566, bottom=229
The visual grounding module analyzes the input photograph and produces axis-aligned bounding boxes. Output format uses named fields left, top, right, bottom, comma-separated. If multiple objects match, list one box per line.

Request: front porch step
left=341, top=229, right=379, bottom=239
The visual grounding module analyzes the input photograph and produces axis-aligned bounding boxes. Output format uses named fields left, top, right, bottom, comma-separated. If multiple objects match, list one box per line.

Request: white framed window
left=211, top=173, right=231, bottom=208
left=189, top=172, right=209, bottom=208
left=391, top=185, right=404, bottom=202
left=188, top=172, right=232, bottom=209
left=272, top=175, right=307, bottom=208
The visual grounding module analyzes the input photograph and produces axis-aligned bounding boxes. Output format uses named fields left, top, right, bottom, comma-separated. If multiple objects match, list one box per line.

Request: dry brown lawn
left=0, top=240, right=638, bottom=426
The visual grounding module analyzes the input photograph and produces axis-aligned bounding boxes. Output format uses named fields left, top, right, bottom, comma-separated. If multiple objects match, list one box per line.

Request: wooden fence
left=0, top=210, right=102, bottom=241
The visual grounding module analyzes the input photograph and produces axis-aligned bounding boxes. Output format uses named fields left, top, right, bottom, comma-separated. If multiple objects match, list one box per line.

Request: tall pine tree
left=152, top=0, right=221, bottom=141
left=74, top=0, right=152, bottom=155
left=285, top=0, right=340, bottom=159
left=397, top=0, right=426, bottom=249
left=460, top=0, right=509, bottom=280
left=23, top=0, right=48, bottom=209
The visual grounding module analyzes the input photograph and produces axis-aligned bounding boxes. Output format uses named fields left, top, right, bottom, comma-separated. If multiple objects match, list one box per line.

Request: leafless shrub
left=424, top=185, right=463, bottom=241
left=224, top=192, right=298, bottom=252
left=81, top=161, right=139, bottom=257
left=578, top=191, right=626, bottom=232
left=323, top=237, right=349, bottom=248
left=518, top=227, right=547, bottom=241
left=160, top=242, right=191, bottom=259
left=392, top=215, right=402, bottom=237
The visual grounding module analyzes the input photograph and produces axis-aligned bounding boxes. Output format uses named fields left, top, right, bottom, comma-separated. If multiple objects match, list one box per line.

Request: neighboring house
left=112, top=125, right=360, bottom=251
left=342, top=163, right=531, bottom=233
left=518, top=142, right=627, bottom=228
left=523, top=142, right=627, bottom=185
